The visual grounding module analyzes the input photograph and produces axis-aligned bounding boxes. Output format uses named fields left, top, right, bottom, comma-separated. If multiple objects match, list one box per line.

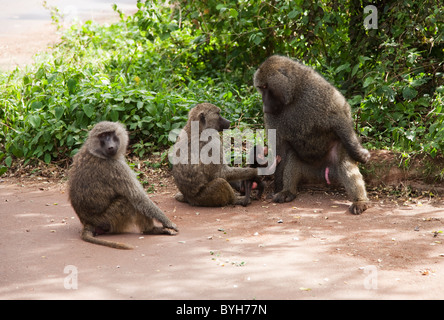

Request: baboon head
left=188, top=103, right=231, bottom=132
left=87, top=121, right=128, bottom=159
left=253, top=55, right=301, bottom=114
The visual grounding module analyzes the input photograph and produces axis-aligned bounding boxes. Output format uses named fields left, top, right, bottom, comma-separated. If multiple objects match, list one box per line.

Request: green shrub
left=0, top=0, right=442, bottom=174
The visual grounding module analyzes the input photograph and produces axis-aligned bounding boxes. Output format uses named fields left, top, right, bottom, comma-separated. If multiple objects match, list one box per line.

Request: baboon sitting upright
left=170, top=103, right=258, bottom=206
left=68, top=121, right=178, bottom=249
left=254, top=55, right=370, bottom=214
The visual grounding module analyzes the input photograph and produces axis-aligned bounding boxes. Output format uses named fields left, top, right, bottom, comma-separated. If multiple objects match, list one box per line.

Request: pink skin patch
left=325, top=167, right=331, bottom=185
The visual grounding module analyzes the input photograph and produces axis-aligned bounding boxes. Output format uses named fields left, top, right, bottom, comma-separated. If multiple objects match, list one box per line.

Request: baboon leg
left=273, top=150, right=301, bottom=203
left=102, top=198, right=135, bottom=233
left=190, top=178, right=237, bottom=207
left=240, top=182, right=252, bottom=207
left=337, top=159, right=370, bottom=215
left=78, top=198, right=136, bottom=249
left=256, top=181, right=265, bottom=199
left=78, top=197, right=134, bottom=235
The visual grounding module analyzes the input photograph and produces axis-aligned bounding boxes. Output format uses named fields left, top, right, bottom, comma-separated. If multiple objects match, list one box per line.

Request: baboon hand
left=358, top=148, right=371, bottom=164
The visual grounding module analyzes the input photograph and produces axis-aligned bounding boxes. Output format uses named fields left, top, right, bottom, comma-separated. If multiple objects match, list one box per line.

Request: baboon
left=170, top=103, right=258, bottom=206
left=253, top=55, right=370, bottom=214
left=68, top=121, right=178, bottom=250
left=233, top=146, right=280, bottom=206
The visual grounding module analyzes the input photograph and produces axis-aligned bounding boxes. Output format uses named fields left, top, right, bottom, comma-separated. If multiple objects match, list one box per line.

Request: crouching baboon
left=68, top=121, right=178, bottom=249
left=170, top=103, right=258, bottom=206
left=254, top=55, right=370, bottom=214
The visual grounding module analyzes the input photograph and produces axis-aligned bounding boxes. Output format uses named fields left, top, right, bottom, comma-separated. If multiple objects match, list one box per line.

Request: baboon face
left=86, top=121, right=128, bottom=160
left=202, top=108, right=230, bottom=132
left=192, top=103, right=231, bottom=132
left=254, top=70, right=288, bottom=115
left=254, top=55, right=297, bottom=115
left=255, top=84, right=284, bottom=114
left=97, top=131, right=120, bottom=158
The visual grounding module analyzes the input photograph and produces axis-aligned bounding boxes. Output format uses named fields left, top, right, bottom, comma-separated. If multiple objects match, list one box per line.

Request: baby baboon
left=170, top=103, right=258, bottom=206
left=254, top=55, right=370, bottom=214
left=68, top=121, right=178, bottom=250
left=234, top=145, right=280, bottom=206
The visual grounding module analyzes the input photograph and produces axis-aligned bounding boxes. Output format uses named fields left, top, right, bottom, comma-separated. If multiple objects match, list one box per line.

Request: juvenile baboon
left=253, top=55, right=370, bottom=214
left=170, top=103, right=258, bottom=206
left=68, top=121, right=178, bottom=249
left=234, top=146, right=280, bottom=206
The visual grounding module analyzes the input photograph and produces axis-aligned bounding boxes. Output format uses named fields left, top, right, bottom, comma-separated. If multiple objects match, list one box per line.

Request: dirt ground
left=1, top=3, right=444, bottom=300
left=1, top=174, right=444, bottom=300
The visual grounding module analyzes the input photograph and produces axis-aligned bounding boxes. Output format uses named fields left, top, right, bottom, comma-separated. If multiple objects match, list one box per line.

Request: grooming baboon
left=170, top=103, right=258, bottom=206
left=253, top=55, right=370, bottom=214
left=68, top=121, right=178, bottom=250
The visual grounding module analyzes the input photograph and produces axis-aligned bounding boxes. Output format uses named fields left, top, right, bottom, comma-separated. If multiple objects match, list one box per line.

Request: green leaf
left=5, top=156, right=12, bottom=167
left=30, top=101, right=43, bottom=110
left=363, top=77, right=374, bottom=88
left=146, top=103, right=157, bottom=116
left=110, top=110, right=119, bottom=122
left=335, top=63, right=350, bottom=73
left=44, top=153, right=51, bottom=164
left=229, top=9, right=238, bottom=18
left=402, top=87, right=418, bottom=100
left=67, top=78, right=77, bottom=94
left=29, top=115, right=41, bottom=128
left=83, top=104, right=95, bottom=118
left=351, top=64, right=360, bottom=76
left=288, top=10, right=300, bottom=19
left=55, top=106, right=64, bottom=120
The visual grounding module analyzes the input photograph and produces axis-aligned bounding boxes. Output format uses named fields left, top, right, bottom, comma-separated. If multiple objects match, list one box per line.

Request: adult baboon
left=253, top=55, right=370, bottom=214
left=170, top=103, right=258, bottom=206
left=68, top=121, right=178, bottom=250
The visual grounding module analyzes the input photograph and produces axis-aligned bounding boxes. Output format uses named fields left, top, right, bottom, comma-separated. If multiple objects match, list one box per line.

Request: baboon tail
left=81, top=229, right=134, bottom=250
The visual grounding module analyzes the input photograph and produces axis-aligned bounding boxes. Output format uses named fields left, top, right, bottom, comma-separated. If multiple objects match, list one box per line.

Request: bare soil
left=1, top=170, right=444, bottom=300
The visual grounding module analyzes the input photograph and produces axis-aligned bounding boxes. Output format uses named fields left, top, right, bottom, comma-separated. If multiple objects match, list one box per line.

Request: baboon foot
left=174, top=192, right=186, bottom=203
left=349, top=201, right=369, bottom=215
left=272, top=190, right=297, bottom=203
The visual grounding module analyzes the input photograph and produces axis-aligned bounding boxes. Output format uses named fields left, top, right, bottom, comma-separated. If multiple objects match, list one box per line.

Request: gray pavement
left=0, top=0, right=138, bottom=71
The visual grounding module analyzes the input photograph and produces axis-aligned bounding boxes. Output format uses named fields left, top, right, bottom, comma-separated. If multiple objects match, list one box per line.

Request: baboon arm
left=334, top=124, right=370, bottom=164
left=220, top=166, right=258, bottom=182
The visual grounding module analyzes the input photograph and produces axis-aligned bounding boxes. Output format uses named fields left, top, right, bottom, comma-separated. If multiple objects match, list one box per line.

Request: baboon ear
left=198, top=112, right=206, bottom=128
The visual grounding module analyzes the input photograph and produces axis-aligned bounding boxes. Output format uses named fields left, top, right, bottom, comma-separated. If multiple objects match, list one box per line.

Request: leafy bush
left=0, top=4, right=260, bottom=169
left=0, top=0, right=442, bottom=175
left=168, top=0, right=443, bottom=156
